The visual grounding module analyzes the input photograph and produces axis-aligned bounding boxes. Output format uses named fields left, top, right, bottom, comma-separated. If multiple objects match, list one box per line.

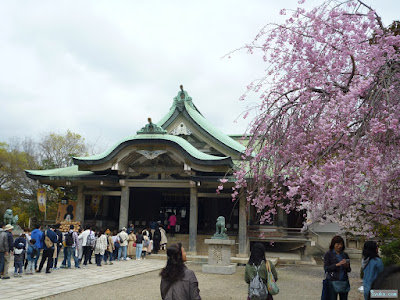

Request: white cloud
left=0, top=0, right=398, bottom=150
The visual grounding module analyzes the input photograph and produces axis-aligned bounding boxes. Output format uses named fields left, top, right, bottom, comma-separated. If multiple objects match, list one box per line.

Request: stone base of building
left=202, top=263, right=237, bottom=275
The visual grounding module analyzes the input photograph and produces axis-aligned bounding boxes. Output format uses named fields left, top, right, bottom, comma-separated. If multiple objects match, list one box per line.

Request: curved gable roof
left=157, top=89, right=246, bottom=155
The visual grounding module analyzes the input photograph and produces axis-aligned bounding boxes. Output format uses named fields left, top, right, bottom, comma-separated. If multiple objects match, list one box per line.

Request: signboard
left=56, top=201, right=77, bottom=223
left=37, top=188, right=46, bottom=212
left=91, top=195, right=101, bottom=212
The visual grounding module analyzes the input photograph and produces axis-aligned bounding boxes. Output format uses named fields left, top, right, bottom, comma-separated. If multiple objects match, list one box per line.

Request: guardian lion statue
left=4, top=209, right=18, bottom=226
left=215, top=216, right=227, bottom=236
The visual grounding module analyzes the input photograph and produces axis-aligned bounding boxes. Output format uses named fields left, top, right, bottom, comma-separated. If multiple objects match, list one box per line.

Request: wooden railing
left=247, top=226, right=310, bottom=242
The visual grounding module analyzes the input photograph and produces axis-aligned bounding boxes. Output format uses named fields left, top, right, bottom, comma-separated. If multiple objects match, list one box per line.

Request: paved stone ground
left=1, top=257, right=365, bottom=300
left=0, top=259, right=165, bottom=300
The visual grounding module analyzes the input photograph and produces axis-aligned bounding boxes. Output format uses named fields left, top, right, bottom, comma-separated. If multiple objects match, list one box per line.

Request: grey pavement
left=0, top=259, right=166, bottom=300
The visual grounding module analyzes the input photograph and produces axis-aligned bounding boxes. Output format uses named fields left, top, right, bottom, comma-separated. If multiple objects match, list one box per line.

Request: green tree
left=1, top=130, right=91, bottom=225
left=38, top=130, right=88, bottom=169
left=0, top=141, right=38, bottom=215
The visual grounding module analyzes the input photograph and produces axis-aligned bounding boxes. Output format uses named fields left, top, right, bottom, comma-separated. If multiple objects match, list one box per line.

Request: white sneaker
left=126, top=257, right=131, bottom=260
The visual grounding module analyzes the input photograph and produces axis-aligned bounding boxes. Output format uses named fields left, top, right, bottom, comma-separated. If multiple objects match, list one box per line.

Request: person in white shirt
left=79, top=225, right=95, bottom=267
left=117, top=227, right=129, bottom=261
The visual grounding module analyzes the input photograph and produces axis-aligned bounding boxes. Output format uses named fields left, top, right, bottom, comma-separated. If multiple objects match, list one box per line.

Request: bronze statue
left=4, top=209, right=18, bottom=226
left=212, top=216, right=228, bottom=239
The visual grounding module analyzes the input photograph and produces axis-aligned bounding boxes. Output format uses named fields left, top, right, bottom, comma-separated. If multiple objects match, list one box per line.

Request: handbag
left=331, top=280, right=350, bottom=294
left=266, top=260, right=279, bottom=295
left=321, top=273, right=331, bottom=300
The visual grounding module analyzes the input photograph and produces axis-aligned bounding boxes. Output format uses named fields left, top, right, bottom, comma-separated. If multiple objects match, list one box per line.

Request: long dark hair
left=160, top=243, right=185, bottom=282
left=248, top=243, right=266, bottom=266
left=329, top=235, right=345, bottom=251
left=363, top=241, right=380, bottom=260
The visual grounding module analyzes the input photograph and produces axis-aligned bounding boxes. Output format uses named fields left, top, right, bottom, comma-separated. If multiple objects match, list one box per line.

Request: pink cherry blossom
left=230, top=0, right=400, bottom=236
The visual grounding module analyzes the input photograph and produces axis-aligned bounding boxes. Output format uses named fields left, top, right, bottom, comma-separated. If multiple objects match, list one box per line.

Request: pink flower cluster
left=232, top=0, right=400, bottom=236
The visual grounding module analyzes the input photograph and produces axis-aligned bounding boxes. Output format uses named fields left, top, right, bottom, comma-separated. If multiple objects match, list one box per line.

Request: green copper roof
left=184, top=102, right=246, bottom=153
left=73, top=134, right=231, bottom=165
left=25, top=165, right=94, bottom=178
left=158, top=89, right=246, bottom=154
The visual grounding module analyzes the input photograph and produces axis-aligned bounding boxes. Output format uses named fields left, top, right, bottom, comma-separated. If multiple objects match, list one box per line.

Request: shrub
left=380, top=239, right=400, bottom=266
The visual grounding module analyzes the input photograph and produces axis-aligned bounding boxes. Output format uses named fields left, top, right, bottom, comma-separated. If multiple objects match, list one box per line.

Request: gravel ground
left=43, top=259, right=364, bottom=300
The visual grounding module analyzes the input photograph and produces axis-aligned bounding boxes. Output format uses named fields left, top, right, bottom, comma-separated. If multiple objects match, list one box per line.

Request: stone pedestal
left=202, top=239, right=236, bottom=275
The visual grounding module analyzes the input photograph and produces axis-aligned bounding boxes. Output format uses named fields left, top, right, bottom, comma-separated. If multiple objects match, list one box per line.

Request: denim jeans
left=64, top=247, right=73, bottom=268
left=0, top=252, right=4, bottom=275
left=95, top=254, right=103, bottom=266
left=34, top=249, right=41, bottom=270
left=71, top=247, right=79, bottom=267
left=104, top=251, right=113, bottom=263
left=61, top=246, right=68, bottom=267
left=113, top=242, right=120, bottom=260
left=136, top=243, right=143, bottom=259
left=27, top=260, right=35, bottom=274
left=14, top=261, right=23, bottom=274
left=118, top=246, right=127, bottom=260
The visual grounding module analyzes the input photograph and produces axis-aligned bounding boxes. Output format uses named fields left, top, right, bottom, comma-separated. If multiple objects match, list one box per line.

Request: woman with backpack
left=245, top=243, right=278, bottom=300
left=362, top=241, right=384, bottom=300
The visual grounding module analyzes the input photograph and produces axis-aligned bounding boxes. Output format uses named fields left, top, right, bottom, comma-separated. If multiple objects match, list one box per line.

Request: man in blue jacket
left=37, top=225, right=57, bottom=274
left=30, top=224, right=43, bottom=271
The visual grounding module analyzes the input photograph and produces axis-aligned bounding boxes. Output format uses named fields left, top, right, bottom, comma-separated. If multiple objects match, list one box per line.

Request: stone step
left=162, top=234, right=238, bottom=255
left=147, top=253, right=277, bottom=266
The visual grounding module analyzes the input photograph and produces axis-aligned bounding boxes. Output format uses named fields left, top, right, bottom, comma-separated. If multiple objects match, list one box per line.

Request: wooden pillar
left=277, top=208, right=288, bottom=227
left=119, top=186, right=130, bottom=230
left=238, top=193, right=249, bottom=256
left=189, top=184, right=198, bottom=254
left=76, top=185, right=85, bottom=224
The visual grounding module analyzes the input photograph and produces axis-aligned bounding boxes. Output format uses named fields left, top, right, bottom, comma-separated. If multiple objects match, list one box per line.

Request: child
left=26, top=239, right=38, bottom=275
left=13, top=233, right=27, bottom=277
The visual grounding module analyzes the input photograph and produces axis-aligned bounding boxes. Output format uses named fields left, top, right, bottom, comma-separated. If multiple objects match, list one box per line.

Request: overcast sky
left=1, top=0, right=398, bottom=152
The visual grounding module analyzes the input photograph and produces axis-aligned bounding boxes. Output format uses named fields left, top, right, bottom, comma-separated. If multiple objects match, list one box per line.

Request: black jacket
left=153, top=228, right=161, bottom=242
left=13, top=237, right=26, bottom=250
left=6, top=231, right=14, bottom=252
left=55, top=230, right=63, bottom=247
left=136, top=234, right=143, bottom=244
left=324, top=250, right=351, bottom=281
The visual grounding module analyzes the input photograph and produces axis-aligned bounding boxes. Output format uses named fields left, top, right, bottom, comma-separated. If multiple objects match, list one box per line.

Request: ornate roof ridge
left=157, top=86, right=246, bottom=155
left=137, top=118, right=167, bottom=135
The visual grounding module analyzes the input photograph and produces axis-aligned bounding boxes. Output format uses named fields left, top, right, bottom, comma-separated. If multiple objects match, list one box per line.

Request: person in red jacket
left=168, top=214, right=177, bottom=237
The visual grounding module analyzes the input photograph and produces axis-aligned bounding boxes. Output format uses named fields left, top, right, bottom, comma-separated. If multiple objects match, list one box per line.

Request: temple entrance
left=129, top=187, right=190, bottom=233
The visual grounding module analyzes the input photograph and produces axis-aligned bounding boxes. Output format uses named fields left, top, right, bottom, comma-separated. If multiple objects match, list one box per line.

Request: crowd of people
left=2, top=220, right=399, bottom=299
left=0, top=220, right=169, bottom=278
